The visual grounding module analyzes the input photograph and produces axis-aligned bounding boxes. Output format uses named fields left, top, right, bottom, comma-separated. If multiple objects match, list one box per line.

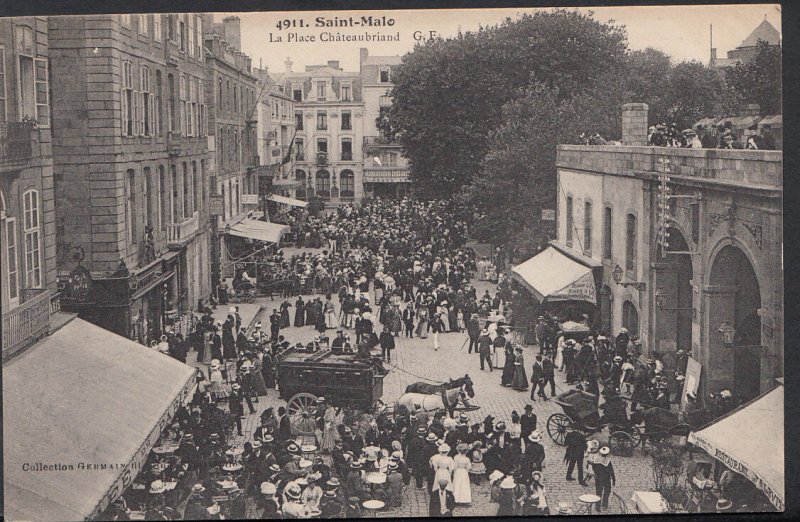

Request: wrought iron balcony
left=166, top=211, right=200, bottom=247
left=2, top=288, right=51, bottom=359
left=363, top=167, right=411, bottom=183
left=0, top=122, right=34, bottom=172
left=363, top=136, right=401, bottom=147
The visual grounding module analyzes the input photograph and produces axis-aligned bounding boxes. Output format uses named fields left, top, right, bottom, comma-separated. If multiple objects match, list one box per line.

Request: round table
left=363, top=499, right=385, bottom=517
left=366, top=473, right=387, bottom=485
left=301, top=444, right=317, bottom=461
left=578, top=494, right=602, bottom=514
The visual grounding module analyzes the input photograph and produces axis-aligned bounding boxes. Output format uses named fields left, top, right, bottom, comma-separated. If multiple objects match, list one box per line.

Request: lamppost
left=612, top=264, right=646, bottom=291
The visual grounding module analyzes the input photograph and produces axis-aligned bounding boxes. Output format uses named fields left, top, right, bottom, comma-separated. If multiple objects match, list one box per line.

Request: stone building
left=202, top=16, right=260, bottom=285
left=48, top=14, right=212, bottom=341
left=252, top=66, right=296, bottom=195
left=710, top=18, right=781, bottom=68
left=1, top=17, right=61, bottom=357
left=359, top=48, right=411, bottom=198
left=554, top=103, right=782, bottom=402
left=277, top=58, right=364, bottom=205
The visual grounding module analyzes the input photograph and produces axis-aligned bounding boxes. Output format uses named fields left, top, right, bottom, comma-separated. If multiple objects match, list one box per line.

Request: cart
left=546, top=389, right=643, bottom=457
left=276, top=345, right=389, bottom=434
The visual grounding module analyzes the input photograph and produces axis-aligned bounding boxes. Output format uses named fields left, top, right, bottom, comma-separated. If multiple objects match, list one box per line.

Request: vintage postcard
left=1, top=3, right=783, bottom=520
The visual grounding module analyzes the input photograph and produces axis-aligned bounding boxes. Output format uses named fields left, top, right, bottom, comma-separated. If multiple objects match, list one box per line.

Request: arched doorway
left=622, top=300, right=639, bottom=337
left=654, top=227, right=694, bottom=353
left=340, top=170, right=355, bottom=199
left=315, top=169, right=330, bottom=198
left=708, top=244, right=761, bottom=402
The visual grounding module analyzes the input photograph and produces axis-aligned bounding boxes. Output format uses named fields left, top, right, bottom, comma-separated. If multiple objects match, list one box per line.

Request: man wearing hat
left=591, top=446, right=615, bottom=511
left=564, top=429, right=587, bottom=485
left=530, top=355, right=547, bottom=401
left=346, top=460, right=369, bottom=502
left=429, top=477, right=456, bottom=517
left=520, top=404, right=537, bottom=441
left=408, top=427, right=430, bottom=489
left=520, top=430, right=545, bottom=484
left=228, top=383, right=245, bottom=436
left=467, top=313, right=481, bottom=354
left=320, top=486, right=344, bottom=518
left=379, top=323, right=396, bottom=362
left=478, top=328, right=493, bottom=371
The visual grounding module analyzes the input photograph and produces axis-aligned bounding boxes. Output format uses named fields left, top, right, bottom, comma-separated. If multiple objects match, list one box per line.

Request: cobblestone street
left=192, top=254, right=655, bottom=517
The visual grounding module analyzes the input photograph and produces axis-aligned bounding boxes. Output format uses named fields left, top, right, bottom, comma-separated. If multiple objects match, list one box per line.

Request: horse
left=397, top=375, right=475, bottom=418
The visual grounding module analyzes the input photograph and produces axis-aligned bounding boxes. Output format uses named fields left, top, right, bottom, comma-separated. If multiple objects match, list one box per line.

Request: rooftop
left=737, top=18, right=781, bottom=49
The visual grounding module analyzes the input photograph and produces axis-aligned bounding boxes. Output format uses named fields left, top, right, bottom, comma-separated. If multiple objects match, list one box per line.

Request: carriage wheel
left=670, top=423, right=693, bottom=438
left=644, top=424, right=669, bottom=445
left=627, top=425, right=643, bottom=447
left=287, top=392, right=318, bottom=428
left=609, top=431, right=635, bottom=457
left=546, top=413, right=574, bottom=446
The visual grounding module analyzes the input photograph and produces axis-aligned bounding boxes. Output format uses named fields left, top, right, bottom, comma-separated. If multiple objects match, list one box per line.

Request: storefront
left=3, top=317, right=196, bottom=520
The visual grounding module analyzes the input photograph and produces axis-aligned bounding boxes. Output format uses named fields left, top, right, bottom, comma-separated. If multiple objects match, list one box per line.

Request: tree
left=386, top=9, right=628, bottom=198
left=724, top=40, right=782, bottom=115
left=663, top=60, right=728, bottom=129
left=623, top=48, right=673, bottom=124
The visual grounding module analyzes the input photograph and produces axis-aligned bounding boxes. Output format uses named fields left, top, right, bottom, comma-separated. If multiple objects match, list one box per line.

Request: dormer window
left=316, top=81, right=326, bottom=102
left=379, top=66, right=390, bottom=83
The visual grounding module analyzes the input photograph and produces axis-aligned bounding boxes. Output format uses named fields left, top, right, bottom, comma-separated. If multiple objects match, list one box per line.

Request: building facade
left=202, top=16, right=259, bottom=284
left=253, top=66, right=296, bottom=194
left=1, top=17, right=60, bottom=357
left=710, top=18, right=781, bottom=68
left=48, top=13, right=212, bottom=342
left=359, top=48, right=410, bottom=198
left=279, top=58, right=364, bottom=205
left=555, top=103, right=783, bottom=403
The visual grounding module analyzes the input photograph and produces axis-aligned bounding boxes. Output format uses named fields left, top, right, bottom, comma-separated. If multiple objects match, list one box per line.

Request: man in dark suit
left=466, top=314, right=481, bottom=353
left=543, top=353, right=557, bottom=397
left=403, top=304, right=415, bottom=338
left=429, top=478, right=456, bottom=517
left=269, top=309, right=281, bottom=342
left=530, top=355, right=547, bottom=401
left=379, top=324, right=396, bottom=362
left=478, top=329, right=493, bottom=371
left=520, top=404, right=537, bottom=440
left=229, top=383, right=245, bottom=436
left=276, top=406, right=291, bottom=443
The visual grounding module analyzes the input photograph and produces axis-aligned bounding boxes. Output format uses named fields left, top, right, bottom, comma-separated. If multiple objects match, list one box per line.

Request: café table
left=577, top=493, right=602, bottom=514
left=363, top=499, right=385, bottom=517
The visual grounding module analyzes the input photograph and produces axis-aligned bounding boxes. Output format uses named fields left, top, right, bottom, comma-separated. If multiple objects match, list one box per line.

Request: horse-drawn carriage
left=396, top=375, right=479, bottom=418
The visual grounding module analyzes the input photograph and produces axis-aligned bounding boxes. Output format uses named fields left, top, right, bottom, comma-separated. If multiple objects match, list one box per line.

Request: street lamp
left=612, top=264, right=646, bottom=291
left=718, top=322, right=736, bottom=345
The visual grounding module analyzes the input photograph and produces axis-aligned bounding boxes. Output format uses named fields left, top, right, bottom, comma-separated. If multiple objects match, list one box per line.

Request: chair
left=613, top=492, right=634, bottom=514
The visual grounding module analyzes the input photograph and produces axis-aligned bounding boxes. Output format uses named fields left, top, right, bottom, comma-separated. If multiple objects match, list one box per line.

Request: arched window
left=340, top=169, right=355, bottom=198
left=622, top=300, right=639, bottom=337
left=22, top=189, right=41, bottom=288
left=316, top=170, right=331, bottom=198
left=295, top=169, right=307, bottom=200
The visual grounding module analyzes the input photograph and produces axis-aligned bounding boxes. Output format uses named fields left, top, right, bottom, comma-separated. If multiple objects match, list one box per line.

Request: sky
left=212, top=4, right=781, bottom=74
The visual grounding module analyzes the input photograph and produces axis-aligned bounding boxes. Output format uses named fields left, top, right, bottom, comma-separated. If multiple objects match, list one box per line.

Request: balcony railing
left=363, top=167, right=411, bottom=183
left=363, top=136, right=400, bottom=147
left=1, top=122, right=34, bottom=170
left=2, top=288, right=51, bottom=358
left=166, top=211, right=200, bottom=246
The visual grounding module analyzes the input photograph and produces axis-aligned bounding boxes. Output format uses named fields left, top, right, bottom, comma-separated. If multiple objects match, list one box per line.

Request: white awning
left=3, top=318, right=196, bottom=521
left=267, top=194, right=308, bottom=208
left=510, top=246, right=597, bottom=304
left=688, top=385, right=784, bottom=510
left=228, top=219, right=289, bottom=244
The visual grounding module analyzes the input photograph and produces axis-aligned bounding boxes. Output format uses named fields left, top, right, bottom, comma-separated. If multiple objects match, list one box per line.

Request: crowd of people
left=648, top=120, right=775, bottom=150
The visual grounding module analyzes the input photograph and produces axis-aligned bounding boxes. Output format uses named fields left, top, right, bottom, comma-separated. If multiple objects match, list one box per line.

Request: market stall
left=3, top=318, right=196, bottom=521
left=687, top=384, right=784, bottom=511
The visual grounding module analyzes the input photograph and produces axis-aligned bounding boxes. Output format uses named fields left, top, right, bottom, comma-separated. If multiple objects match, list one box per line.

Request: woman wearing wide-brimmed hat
left=452, top=443, right=472, bottom=504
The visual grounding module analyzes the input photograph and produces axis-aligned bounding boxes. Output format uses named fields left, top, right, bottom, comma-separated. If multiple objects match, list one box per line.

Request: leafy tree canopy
left=724, top=40, right=782, bottom=115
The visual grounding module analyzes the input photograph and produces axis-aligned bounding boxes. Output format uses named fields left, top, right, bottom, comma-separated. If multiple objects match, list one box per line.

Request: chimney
left=222, top=16, right=241, bottom=51
left=284, top=57, right=293, bottom=73
left=360, top=47, right=369, bottom=66
left=621, top=103, right=649, bottom=146
left=327, top=60, right=340, bottom=69
left=711, top=48, right=717, bottom=64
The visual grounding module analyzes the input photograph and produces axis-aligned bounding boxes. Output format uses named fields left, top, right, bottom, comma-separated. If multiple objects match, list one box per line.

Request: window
left=179, top=16, right=186, bottom=52
left=144, top=167, right=152, bottom=228
left=622, top=301, right=639, bottom=337
left=126, top=169, right=136, bottom=245
left=120, top=14, right=132, bottom=29
left=341, top=138, right=352, bottom=161
left=340, top=169, right=354, bottom=197
left=17, top=42, right=50, bottom=127
left=183, top=162, right=190, bottom=217
left=565, top=196, right=573, bottom=247
left=293, top=84, right=302, bottom=102
left=341, top=83, right=351, bottom=101
left=186, top=77, right=194, bottom=136
left=603, top=206, right=612, bottom=260
left=155, top=70, right=163, bottom=136
left=626, top=213, right=637, bottom=275
left=198, top=79, right=206, bottom=136
left=171, top=165, right=178, bottom=222
left=584, top=201, right=592, bottom=255
left=192, top=161, right=199, bottom=211
left=295, top=138, right=304, bottom=160
left=218, top=78, right=223, bottom=108
left=379, top=66, right=390, bottom=83
left=195, top=16, right=203, bottom=59
left=138, top=15, right=149, bottom=36
left=316, top=110, right=327, bottom=130
left=23, top=190, right=41, bottom=288
left=295, top=170, right=307, bottom=200
left=316, top=170, right=331, bottom=198
left=0, top=46, right=6, bottom=122
left=179, top=75, right=186, bottom=135
left=153, top=15, right=162, bottom=42
left=341, top=110, right=352, bottom=130
left=140, top=66, right=152, bottom=136
left=233, top=84, right=238, bottom=114
left=159, top=165, right=167, bottom=229
left=295, top=110, right=303, bottom=130
left=316, top=81, right=326, bottom=101
left=380, top=151, right=398, bottom=166
left=187, top=15, right=194, bottom=57
left=121, top=60, right=135, bottom=136
left=167, top=73, right=176, bottom=132
left=316, top=138, right=327, bottom=153
left=5, top=218, right=18, bottom=302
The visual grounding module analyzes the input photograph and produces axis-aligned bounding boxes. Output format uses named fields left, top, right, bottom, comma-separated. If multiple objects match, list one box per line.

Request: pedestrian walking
left=466, top=314, right=480, bottom=354
left=452, top=444, right=472, bottom=504
left=379, top=324, right=395, bottom=362
left=543, top=353, right=557, bottom=397
left=229, top=383, right=245, bottom=436
left=511, top=347, right=529, bottom=391
left=478, top=330, right=493, bottom=371
left=530, top=355, right=548, bottom=401
left=403, top=302, right=415, bottom=338
left=591, top=446, right=615, bottom=511
left=431, top=313, right=445, bottom=351
left=563, top=430, right=587, bottom=484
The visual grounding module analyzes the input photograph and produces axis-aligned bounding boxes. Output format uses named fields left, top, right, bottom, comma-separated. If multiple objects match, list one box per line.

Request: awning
left=228, top=219, right=290, bottom=244
left=267, top=194, right=308, bottom=208
left=510, top=246, right=597, bottom=304
left=688, top=385, right=784, bottom=510
left=3, top=318, right=196, bottom=521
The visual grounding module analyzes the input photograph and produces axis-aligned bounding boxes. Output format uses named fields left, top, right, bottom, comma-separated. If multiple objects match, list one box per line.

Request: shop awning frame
left=510, top=246, right=598, bottom=304
left=267, top=194, right=308, bottom=208
left=3, top=318, right=196, bottom=521
left=227, top=219, right=290, bottom=244
left=687, top=385, right=784, bottom=511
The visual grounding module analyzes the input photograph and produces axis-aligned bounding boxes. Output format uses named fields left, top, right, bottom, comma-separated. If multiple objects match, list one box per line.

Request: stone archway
left=707, top=244, right=762, bottom=402
left=653, top=227, right=694, bottom=354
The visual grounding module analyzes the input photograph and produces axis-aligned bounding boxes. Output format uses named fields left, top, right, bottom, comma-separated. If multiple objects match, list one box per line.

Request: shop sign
left=541, top=209, right=556, bottom=221
left=242, top=194, right=260, bottom=205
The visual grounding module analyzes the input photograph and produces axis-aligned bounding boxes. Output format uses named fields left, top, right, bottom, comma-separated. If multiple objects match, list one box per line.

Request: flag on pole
left=281, top=128, right=298, bottom=166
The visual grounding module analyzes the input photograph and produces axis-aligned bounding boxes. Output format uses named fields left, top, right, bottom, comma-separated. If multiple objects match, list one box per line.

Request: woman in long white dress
left=452, top=444, right=473, bottom=504
left=430, top=444, right=455, bottom=491
left=324, top=297, right=337, bottom=329
left=321, top=406, right=340, bottom=452
left=555, top=333, right=565, bottom=370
